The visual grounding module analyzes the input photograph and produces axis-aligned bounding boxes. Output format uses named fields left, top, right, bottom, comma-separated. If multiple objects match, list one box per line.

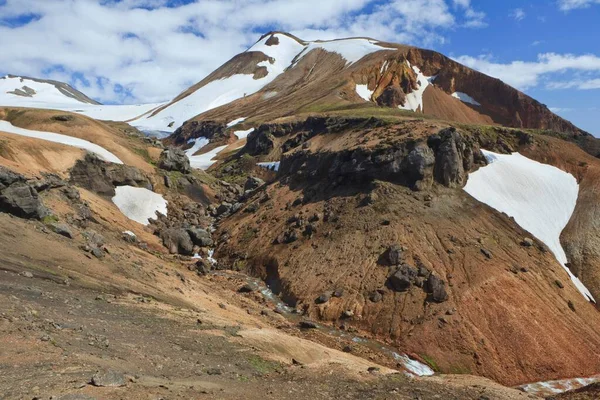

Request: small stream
left=214, top=270, right=435, bottom=377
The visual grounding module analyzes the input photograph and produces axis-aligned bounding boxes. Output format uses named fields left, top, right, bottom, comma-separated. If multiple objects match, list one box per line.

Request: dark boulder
left=159, top=228, right=194, bottom=255
left=388, top=264, right=418, bottom=292
left=431, top=128, right=474, bottom=188
left=244, top=176, right=265, bottom=191
left=69, top=154, right=152, bottom=196
left=425, top=274, right=448, bottom=303
left=159, top=148, right=191, bottom=173
left=382, top=245, right=403, bottom=266
left=187, top=228, right=213, bottom=247
left=0, top=183, right=48, bottom=219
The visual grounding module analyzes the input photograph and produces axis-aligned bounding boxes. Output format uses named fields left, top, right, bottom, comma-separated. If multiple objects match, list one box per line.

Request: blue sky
left=0, top=0, right=599, bottom=134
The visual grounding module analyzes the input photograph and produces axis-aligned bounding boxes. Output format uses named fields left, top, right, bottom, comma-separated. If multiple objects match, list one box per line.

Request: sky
left=0, top=0, right=599, bottom=134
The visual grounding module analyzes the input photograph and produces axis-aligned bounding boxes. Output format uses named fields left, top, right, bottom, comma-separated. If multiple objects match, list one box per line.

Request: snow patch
left=520, top=375, right=600, bottom=397
left=392, top=353, right=435, bottom=377
left=226, top=117, right=246, bottom=128
left=398, top=61, right=436, bottom=113
left=233, top=128, right=255, bottom=139
left=185, top=137, right=227, bottom=170
left=257, top=161, right=280, bottom=171
left=452, top=92, right=481, bottom=106
left=464, top=150, right=595, bottom=301
left=299, top=39, right=394, bottom=66
left=112, top=186, right=168, bottom=226
left=0, top=120, right=122, bottom=164
left=355, top=84, right=373, bottom=102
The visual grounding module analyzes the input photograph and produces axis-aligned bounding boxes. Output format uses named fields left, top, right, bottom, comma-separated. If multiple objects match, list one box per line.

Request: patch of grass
left=41, top=214, right=59, bottom=225
left=420, top=354, right=440, bottom=372
left=132, top=146, right=156, bottom=166
left=448, top=364, right=471, bottom=375
left=246, top=355, right=282, bottom=375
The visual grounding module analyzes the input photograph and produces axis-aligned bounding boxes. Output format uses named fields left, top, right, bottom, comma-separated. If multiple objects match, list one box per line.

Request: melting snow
left=519, top=375, right=600, bottom=397
left=355, top=84, right=373, bottom=102
left=257, top=161, right=280, bottom=172
left=452, top=92, right=481, bottom=106
left=185, top=137, right=227, bottom=170
left=112, top=186, right=168, bottom=225
left=464, top=150, right=595, bottom=301
left=398, top=61, right=436, bottom=113
left=392, top=353, right=435, bottom=377
left=0, top=120, right=122, bottom=164
left=226, top=117, right=246, bottom=128
left=233, top=128, right=255, bottom=139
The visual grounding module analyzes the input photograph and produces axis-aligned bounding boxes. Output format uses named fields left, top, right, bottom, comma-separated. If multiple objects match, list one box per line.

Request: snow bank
left=398, top=61, right=436, bottom=113
left=184, top=137, right=227, bottom=170
left=234, top=128, right=255, bottom=139
left=392, top=353, right=435, bottom=376
left=451, top=92, right=481, bottom=106
left=0, top=120, right=122, bottom=164
left=226, top=117, right=246, bottom=128
left=464, top=150, right=594, bottom=301
left=257, top=161, right=280, bottom=171
left=112, top=186, right=167, bottom=225
left=300, top=38, right=394, bottom=65
left=520, top=375, right=600, bottom=397
left=355, top=84, right=373, bottom=102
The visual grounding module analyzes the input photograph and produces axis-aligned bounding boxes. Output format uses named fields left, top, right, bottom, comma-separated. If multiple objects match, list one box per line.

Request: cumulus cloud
left=0, top=0, right=486, bottom=104
left=455, top=53, right=600, bottom=90
left=558, top=0, right=600, bottom=11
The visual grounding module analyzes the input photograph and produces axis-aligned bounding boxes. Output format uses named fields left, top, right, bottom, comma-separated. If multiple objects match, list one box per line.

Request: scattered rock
left=342, top=345, right=352, bottom=353
left=568, top=300, right=576, bottom=312
left=158, top=148, right=191, bottom=173
left=367, top=367, right=380, bottom=373
left=57, top=394, right=97, bottom=400
left=187, top=228, right=213, bottom=247
left=555, top=280, right=565, bottom=289
left=426, top=274, right=448, bottom=303
left=368, top=291, right=383, bottom=303
left=20, top=271, right=33, bottom=278
left=91, top=247, right=105, bottom=259
left=388, top=264, right=418, bottom=292
left=48, top=223, right=74, bottom=239
left=315, top=293, right=330, bottom=304
left=238, top=284, right=255, bottom=293
left=205, top=368, right=223, bottom=376
left=480, top=248, right=492, bottom=259
left=159, top=228, right=194, bottom=255
left=521, top=238, right=534, bottom=247
left=195, top=259, right=213, bottom=275
left=0, top=171, right=49, bottom=219
left=333, top=288, right=344, bottom=298
left=384, top=245, right=404, bottom=266
left=91, top=370, right=126, bottom=387
left=299, top=320, right=318, bottom=329
left=244, top=176, right=265, bottom=191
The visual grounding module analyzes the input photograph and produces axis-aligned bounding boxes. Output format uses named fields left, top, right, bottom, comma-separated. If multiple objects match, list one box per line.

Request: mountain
left=0, top=74, right=101, bottom=106
left=2, top=32, right=600, bottom=399
left=132, top=32, right=588, bottom=140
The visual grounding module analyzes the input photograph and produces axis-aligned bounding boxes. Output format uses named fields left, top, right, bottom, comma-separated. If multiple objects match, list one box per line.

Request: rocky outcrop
left=69, top=154, right=152, bottom=196
left=159, top=148, right=191, bottom=173
left=159, top=228, right=194, bottom=255
left=166, top=120, right=228, bottom=147
left=278, top=127, right=482, bottom=190
left=0, top=166, right=48, bottom=219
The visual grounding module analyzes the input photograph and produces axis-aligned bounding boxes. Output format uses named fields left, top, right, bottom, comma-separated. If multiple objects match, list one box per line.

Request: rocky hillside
left=212, top=115, right=600, bottom=388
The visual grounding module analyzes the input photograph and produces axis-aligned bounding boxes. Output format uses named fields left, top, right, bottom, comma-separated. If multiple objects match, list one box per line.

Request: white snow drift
left=257, top=161, right=280, bottom=172
left=111, top=186, right=168, bottom=226
left=233, top=128, right=255, bottom=139
left=185, top=137, right=227, bottom=170
left=398, top=61, right=436, bottom=113
left=355, top=84, right=374, bottom=102
left=464, top=150, right=594, bottom=301
left=452, top=92, right=481, bottom=106
left=299, top=38, right=394, bottom=66
left=0, top=120, right=122, bottom=164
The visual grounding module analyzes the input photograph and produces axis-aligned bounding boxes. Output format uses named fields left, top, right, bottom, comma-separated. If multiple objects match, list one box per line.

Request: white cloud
left=510, top=8, right=526, bottom=21
left=558, top=0, right=600, bottom=11
left=0, top=0, right=486, bottom=104
left=455, top=53, right=600, bottom=90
